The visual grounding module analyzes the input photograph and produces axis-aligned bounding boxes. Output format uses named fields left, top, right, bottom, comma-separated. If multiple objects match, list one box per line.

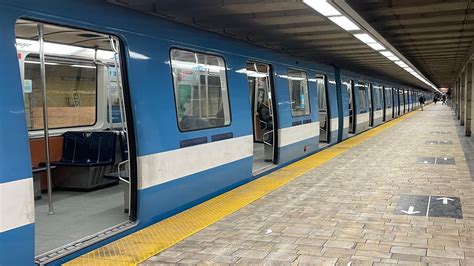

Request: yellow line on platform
left=66, top=111, right=416, bottom=266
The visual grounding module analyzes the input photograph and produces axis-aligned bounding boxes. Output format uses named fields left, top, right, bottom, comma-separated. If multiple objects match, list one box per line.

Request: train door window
left=384, top=86, right=392, bottom=119
left=377, top=86, right=383, bottom=110
left=368, top=83, right=374, bottom=126
left=288, top=69, right=310, bottom=116
left=245, top=62, right=276, bottom=174
left=316, top=74, right=329, bottom=143
left=343, top=79, right=354, bottom=134
left=357, top=81, right=368, bottom=112
left=170, top=49, right=231, bottom=131
left=16, top=19, right=133, bottom=259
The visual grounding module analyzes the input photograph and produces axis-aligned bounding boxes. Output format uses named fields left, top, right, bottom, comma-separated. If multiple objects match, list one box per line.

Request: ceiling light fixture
left=353, top=33, right=376, bottom=43
left=367, top=42, right=385, bottom=51
left=328, top=16, right=360, bottom=31
left=302, top=0, right=341, bottom=16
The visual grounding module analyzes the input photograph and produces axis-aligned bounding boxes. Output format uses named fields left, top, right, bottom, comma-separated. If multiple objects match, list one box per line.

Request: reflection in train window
left=288, top=69, right=310, bottom=117
left=22, top=55, right=97, bottom=130
left=170, top=49, right=231, bottom=131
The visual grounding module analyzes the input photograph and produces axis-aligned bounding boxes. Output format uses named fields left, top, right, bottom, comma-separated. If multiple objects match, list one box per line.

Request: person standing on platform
left=419, top=94, right=426, bottom=111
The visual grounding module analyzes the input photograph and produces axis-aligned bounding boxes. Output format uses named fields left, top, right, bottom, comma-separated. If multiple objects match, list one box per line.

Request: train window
left=316, top=74, right=326, bottom=111
left=170, top=49, right=231, bottom=131
left=385, top=87, right=392, bottom=108
left=357, top=82, right=368, bottom=110
left=288, top=69, right=310, bottom=116
left=21, top=55, right=97, bottom=130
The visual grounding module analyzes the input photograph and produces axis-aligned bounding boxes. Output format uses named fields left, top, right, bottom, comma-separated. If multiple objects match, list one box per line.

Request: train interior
left=15, top=19, right=132, bottom=256
left=246, top=62, right=277, bottom=174
left=316, top=74, right=329, bottom=147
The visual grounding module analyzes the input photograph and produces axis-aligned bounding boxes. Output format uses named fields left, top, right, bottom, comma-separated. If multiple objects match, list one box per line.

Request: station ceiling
left=109, top=0, right=474, bottom=91
left=347, top=0, right=473, bottom=89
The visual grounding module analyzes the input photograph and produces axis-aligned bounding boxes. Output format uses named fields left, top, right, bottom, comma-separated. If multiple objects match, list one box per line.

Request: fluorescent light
left=385, top=55, right=399, bottom=61
left=353, top=33, right=376, bottom=44
left=303, top=0, right=341, bottom=16
left=71, top=64, right=96, bottom=69
left=329, top=16, right=360, bottom=31
left=395, top=60, right=408, bottom=68
left=367, top=42, right=385, bottom=51
left=380, top=51, right=394, bottom=57
left=24, top=61, right=59, bottom=66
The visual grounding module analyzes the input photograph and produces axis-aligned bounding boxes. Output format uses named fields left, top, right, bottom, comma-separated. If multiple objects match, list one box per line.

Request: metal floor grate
left=35, top=221, right=136, bottom=265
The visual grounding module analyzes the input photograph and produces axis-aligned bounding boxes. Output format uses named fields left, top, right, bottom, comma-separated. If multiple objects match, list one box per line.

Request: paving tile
left=391, top=253, right=421, bottom=262
left=356, top=243, right=392, bottom=253
left=295, top=255, right=338, bottom=264
left=233, top=249, right=270, bottom=259
left=390, top=246, right=426, bottom=256
left=427, top=249, right=464, bottom=259
left=324, top=240, right=356, bottom=249
left=264, top=251, right=298, bottom=262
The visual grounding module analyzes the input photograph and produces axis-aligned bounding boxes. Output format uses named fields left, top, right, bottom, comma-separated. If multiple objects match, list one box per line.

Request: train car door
left=15, top=19, right=136, bottom=262
left=369, top=83, right=374, bottom=127
left=354, top=80, right=370, bottom=133
left=383, top=86, right=393, bottom=121
left=316, top=74, right=329, bottom=143
left=398, top=89, right=404, bottom=115
left=246, top=62, right=277, bottom=173
left=393, top=87, right=399, bottom=117
left=344, top=78, right=355, bottom=134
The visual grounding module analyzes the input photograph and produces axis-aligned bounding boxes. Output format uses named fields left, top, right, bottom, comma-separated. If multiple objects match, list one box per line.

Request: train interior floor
left=35, top=183, right=128, bottom=255
left=252, top=142, right=275, bottom=173
left=143, top=104, right=474, bottom=265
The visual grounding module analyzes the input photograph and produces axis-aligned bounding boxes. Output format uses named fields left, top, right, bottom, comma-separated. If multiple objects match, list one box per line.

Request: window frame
left=21, top=53, right=99, bottom=132
left=287, top=68, right=311, bottom=117
left=169, top=47, right=232, bottom=133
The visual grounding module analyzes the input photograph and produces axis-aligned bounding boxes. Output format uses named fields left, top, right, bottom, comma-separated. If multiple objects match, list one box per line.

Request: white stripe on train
left=0, top=178, right=34, bottom=233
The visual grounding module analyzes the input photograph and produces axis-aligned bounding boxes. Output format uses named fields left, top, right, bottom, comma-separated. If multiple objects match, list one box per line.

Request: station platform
left=68, top=104, right=474, bottom=265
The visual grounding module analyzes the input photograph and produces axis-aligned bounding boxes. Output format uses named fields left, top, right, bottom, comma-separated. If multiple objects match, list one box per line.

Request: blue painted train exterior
left=0, top=0, right=432, bottom=265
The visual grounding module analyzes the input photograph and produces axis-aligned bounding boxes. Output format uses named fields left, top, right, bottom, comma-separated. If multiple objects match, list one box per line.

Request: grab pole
left=38, top=23, right=54, bottom=215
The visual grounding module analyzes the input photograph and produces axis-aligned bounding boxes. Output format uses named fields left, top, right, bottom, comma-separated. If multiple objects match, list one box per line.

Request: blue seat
left=52, top=131, right=116, bottom=167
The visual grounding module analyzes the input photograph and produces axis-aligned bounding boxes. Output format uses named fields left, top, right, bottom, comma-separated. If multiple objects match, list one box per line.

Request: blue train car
left=0, top=0, right=431, bottom=265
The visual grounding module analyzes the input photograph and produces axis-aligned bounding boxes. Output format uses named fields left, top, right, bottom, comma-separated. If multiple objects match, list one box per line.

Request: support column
left=461, top=72, right=465, bottom=125
left=466, top=62, right=473, bottom=136
left=455, top=79, right=460, bottom=117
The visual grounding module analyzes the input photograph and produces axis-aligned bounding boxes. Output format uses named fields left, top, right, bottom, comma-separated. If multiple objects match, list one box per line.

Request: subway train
left=0, top=0, right=433, bottom=265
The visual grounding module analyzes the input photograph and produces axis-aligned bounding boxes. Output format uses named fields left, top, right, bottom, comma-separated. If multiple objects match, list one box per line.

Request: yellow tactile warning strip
left=66, top=111, right=417, bottom=266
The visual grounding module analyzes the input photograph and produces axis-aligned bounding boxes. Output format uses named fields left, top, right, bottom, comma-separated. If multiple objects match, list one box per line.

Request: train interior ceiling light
left=303, top=0, right=439, bottom=91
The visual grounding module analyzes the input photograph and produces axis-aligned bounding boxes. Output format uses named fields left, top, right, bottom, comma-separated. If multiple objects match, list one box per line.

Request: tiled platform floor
left=144, top=104, right=474, bottom=265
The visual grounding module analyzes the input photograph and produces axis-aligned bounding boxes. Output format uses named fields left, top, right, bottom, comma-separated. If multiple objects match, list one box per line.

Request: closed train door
left=354, top=80, right=370, bottom=133
left=383, top=86, right=393, bottom=121
left=316, top=74, right=329, bottom=143
left=393, top=88, right=399, bottom=117
left=344, top=78, right=355, bottom=135
left=246, top=62, right=277, bottom=174
left=369, top=83, right=374, bottom=127
left=398, top=89, right=404, bottom=115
